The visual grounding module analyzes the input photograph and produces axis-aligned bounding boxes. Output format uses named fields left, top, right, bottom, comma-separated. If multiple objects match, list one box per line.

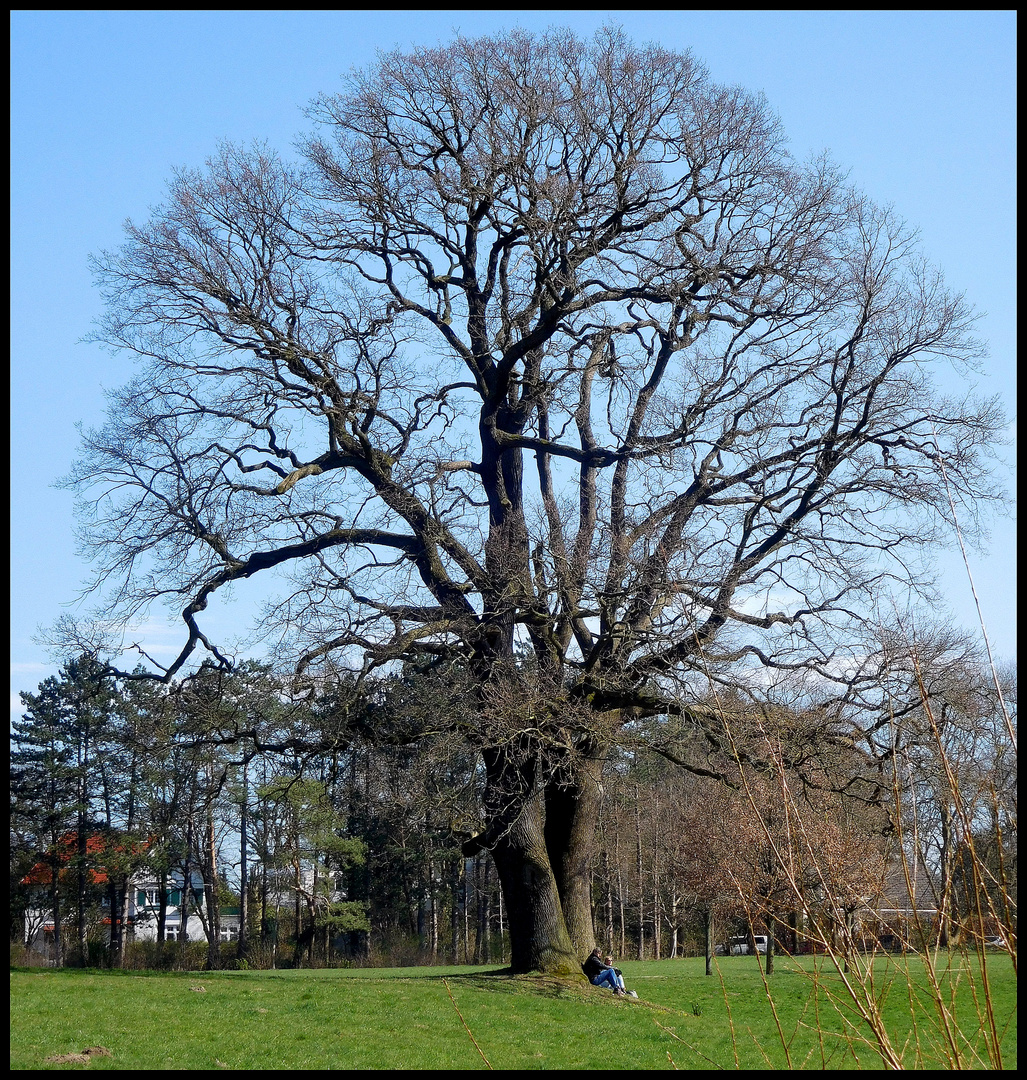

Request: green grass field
left=10, top=954, right=1016, bottom=1070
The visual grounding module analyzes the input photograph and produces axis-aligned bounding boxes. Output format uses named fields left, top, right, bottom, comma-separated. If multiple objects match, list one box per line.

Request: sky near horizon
left=10, top=10, right=1017, bottom=715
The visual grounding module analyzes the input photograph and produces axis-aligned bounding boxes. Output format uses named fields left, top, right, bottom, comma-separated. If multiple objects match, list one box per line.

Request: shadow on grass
left=12, top=964, right=625, bottom=1005
left=418, top=970, right=597, bottom=997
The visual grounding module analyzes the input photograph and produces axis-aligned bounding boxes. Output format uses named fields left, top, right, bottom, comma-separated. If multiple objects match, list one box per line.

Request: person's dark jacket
left=582, top=953, right=605, bottom=981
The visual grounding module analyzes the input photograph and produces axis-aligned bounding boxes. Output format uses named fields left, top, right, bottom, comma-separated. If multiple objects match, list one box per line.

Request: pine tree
left=11, top=656, right=114, bottom=964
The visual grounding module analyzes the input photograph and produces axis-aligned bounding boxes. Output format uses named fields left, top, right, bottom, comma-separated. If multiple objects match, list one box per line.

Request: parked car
left=723, top=935, right=768, bottom=955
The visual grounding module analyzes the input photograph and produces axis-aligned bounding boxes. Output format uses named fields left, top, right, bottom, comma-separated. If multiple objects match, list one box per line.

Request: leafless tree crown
left=71, top=28, right=1002, bottom=737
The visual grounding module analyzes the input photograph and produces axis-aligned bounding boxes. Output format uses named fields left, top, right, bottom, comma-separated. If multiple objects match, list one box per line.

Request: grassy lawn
left=10, top=954, right=1016, bottom=1070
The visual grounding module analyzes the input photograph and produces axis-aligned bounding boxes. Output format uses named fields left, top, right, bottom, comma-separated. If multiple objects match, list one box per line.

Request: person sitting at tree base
left=606, top=953, right=638, bottom=996
left=582, top=948, right=637, bottom=997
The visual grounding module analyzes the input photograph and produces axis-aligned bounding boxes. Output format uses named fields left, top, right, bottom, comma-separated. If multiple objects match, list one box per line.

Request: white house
left=20, top=834, right=235, bottom=956
left=22, top=834, right=347, bottom=957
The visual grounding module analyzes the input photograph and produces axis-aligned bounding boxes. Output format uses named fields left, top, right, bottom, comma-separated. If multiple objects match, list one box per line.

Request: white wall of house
left=129, top=909, right=209, bottom=942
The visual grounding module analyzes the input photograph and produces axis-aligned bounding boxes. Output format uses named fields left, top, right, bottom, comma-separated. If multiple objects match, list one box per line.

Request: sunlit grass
left=10, top=954, right=1016, bottom=1070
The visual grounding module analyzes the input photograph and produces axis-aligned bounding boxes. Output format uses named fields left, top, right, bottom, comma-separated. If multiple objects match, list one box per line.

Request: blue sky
left=10, top=10, right=1016, bottom=714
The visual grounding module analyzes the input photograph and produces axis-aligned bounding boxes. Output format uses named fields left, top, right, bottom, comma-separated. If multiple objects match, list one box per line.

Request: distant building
left=21, top=833, right=344, bottom=958
left=858, top=858, right=942, bottom=950
left=20, top=833, right=219, bottom=957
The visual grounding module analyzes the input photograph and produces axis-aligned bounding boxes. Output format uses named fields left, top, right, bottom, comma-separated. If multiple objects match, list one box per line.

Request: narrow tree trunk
left=75, top=720, right=91, bottom=967
left=651, top=788, right=661, bottom=960
left=616, top=863, right=626, bottom=958
left=497, top=885, right=505, bottom=964
left=206, top=810, right=221, bottom=970
left=293, top=848, right=302, bottom=959
left=603, top=843, right=614, bottom=954
left=50, top=868, right=63, bottom=967
left=179, top=825, right=191, bottom=949
left=157, top=868, right=167, bottom=943
left=704, top=905, right=714, bottom=976
left=450, top=857, right=460, bottom=963
left=238, top=760, right=248, bottom=962
left=939, top=801, right=954, bottom=948
left=668, top=886, right=679, bottom=959
left=116, top=876, right=131, bottom=966
left=428, top=853, right=438, bottom=961
left=260, top=862, right=268, bottom=945
left=178, top=867, right=190, bottom=946
left=844, top=909, right=855, bottom=974
left=635, top=787, right=645, bottom=961
left=483, top=860, right=492, bottom=963
left=462, top=860, right=470, bottom=963
left=472, top=856, right=483, bottom=963
left=107, top=874, right=120, bottom=967
left=76, top=822, right=88, bottom=965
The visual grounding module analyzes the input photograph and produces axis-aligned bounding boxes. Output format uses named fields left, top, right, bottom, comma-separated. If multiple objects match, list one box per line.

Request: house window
left=220, top=926, right=240, bottom=942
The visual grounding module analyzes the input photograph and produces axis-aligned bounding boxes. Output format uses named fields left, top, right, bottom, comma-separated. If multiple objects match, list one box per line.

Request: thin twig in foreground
left=654, top=1017, right=724, bottom=1070
left=443, top=979, right=493, bottom=1070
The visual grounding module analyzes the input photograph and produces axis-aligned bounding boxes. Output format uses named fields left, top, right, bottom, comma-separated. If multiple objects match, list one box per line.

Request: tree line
left=11, top=641, right=1014, bottom=970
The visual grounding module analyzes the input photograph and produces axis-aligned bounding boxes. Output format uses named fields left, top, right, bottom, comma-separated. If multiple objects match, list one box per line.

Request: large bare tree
left=68, top=28, right=1002, bottom=972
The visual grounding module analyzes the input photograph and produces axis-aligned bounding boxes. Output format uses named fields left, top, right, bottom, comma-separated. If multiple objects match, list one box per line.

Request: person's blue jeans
left=592, top=968, right=624, bottom=990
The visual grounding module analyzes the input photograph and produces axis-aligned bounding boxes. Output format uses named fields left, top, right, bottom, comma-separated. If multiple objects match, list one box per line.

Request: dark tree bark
left=544, top=743, right=606, bottom=959
left=704, top=905, right=714, bottom=977
left=472, top=743, right=580, bottom=972
left=237, top=760, right=249, bottom=962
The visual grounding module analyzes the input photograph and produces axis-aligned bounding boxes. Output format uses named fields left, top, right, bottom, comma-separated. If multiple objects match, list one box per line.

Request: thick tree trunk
left=490, top=824, right=579, bottom=973
left=472, top=738, right=603, bottom=974
left=475, top=742, right=581, bottom=974
left=544, top=743, right=604, bottom=960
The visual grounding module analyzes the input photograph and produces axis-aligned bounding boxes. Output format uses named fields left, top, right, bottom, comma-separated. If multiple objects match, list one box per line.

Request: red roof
left=21, top=833, right=150, bottom=886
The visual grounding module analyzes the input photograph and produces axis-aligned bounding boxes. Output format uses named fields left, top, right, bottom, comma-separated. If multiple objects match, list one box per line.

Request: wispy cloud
left=10, top=662, right=49, bottom=675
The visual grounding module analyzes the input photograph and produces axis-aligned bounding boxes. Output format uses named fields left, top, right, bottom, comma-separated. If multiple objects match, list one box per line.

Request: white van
left=725, top=935, right=768, bottom=955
